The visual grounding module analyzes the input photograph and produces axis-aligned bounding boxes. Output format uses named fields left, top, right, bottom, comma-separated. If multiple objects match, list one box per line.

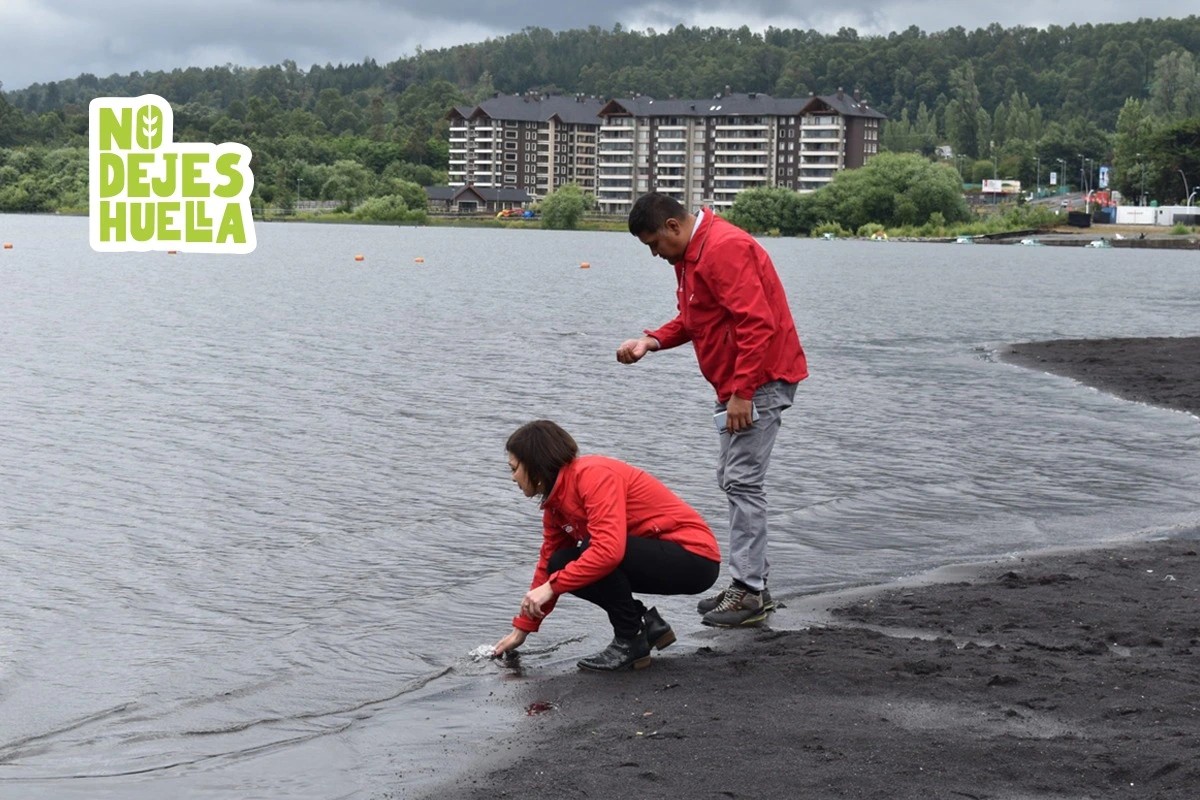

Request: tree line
left=1, top=17, right=1200, bottom=216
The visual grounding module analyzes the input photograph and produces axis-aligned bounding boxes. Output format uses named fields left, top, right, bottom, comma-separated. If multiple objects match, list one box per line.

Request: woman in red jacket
left=492, top=420, right=721, bottom=671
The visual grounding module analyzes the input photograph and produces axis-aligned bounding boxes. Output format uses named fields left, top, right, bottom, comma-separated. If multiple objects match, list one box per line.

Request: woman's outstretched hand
left=493, top=627, right=528, bottom=657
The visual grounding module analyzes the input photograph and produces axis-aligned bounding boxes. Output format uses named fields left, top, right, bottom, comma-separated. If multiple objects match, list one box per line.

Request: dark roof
left=447, top=91, right=888, bottom=124
left=449, top=94, right=608, bottom=125
left=600, top=93, right=808, bottom=118
left=599, top=92, right=886, bottom=120
left=802, top=93, right=887, bottom=120
left=425, top=185, right=533, bottom=202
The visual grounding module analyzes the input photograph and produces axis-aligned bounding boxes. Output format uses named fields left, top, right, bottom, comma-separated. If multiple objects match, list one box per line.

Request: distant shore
left=417, top=336, right=1200, bottom=800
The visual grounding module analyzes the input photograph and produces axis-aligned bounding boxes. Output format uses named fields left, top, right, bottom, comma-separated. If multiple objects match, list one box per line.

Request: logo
left=89, top=94, right=256, bottom=254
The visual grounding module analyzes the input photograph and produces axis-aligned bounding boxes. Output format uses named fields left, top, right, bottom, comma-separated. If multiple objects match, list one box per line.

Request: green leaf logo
left=136, top=105, right=163, bottom=149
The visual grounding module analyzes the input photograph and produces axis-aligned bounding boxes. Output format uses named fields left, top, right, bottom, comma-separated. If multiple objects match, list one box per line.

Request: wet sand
left=417, top=337, right=1200, bottom=800
left=1003, top=336, right=1200, bottom=416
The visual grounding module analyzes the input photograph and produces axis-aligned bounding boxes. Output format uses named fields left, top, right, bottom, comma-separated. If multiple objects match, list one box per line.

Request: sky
left=0, top=0, right=1189, bottom=92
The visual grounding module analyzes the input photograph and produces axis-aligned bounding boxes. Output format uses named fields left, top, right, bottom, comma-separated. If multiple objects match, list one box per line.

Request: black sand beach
left=1003, top=336, right=1200, bottom=416
left=417, top=338, right=1200, bottom=800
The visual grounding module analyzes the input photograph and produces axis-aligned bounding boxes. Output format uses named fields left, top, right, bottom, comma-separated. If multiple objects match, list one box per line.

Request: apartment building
left=445, top=89, right=884, bottom=212
left=445, top=93, right=604, bottom=196
left=596, top=89, right=884, bottom=214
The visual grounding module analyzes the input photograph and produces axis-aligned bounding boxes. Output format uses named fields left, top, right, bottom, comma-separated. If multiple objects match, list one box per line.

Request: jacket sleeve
left=644, top=267, right=692, bottom=349
left=545, top=467, right=627, bottom=594
left=645, top=315, right=691, bottom=350
left=702, top=237, right=777, bottom=400
left=512, top=515, right=572, bottom=633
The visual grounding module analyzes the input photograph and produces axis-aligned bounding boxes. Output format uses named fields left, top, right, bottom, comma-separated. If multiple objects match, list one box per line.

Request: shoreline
left=11, top=210, right=1197, bottom=244
left=416, top=336, right=1200, bottom=800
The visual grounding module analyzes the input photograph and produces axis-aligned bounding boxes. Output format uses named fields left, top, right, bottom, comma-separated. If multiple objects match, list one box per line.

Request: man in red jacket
left=617, top=192, right=808, bottom=627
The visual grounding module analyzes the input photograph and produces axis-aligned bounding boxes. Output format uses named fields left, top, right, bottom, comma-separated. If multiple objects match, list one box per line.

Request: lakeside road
left=416, top=337, right=1200, bottom=800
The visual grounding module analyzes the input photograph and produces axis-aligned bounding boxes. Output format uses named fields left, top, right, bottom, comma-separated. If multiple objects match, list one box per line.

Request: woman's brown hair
left=506, top=420, right=578, bottom=501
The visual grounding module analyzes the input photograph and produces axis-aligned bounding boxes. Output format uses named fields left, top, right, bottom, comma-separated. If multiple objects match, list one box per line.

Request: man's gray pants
left=715, top=379, right=797, bottom=593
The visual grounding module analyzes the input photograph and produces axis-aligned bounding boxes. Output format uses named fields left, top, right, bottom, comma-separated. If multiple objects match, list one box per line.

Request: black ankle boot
left=643, top=607, right=676, bottom=651
left=577, top=630, right=652, bottom=671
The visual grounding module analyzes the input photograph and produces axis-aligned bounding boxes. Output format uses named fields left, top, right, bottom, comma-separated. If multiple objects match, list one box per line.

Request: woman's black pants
left=547, top=535, right=719, bottom=638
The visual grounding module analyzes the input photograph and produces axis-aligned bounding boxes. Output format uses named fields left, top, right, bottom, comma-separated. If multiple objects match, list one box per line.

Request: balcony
left=713, top=160, right=767, bottom=169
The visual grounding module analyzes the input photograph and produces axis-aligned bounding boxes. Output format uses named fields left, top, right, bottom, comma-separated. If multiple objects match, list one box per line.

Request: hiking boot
left=697, top=583, right=774, bottom=615
left=701, top=586, right=771, bottom=628
left=643, top=607, right=676, bottom=651
left=577, top=630, right=652, bottom=671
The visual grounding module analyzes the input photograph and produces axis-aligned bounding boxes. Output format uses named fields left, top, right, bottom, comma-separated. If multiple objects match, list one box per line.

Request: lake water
left=1, top=215, right=1198, bottom=799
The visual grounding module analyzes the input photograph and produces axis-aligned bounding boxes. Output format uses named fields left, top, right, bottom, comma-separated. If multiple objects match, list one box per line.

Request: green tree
left=322, top=159, right=375, bottom=210
left=1149, top=50, right=1200, bottom=121
left=726, top=186, right=809, bottom=235
left=539, top=182, right=588, bottom=229
left=1113, top=98, right=1157, bottom=199
left=944, top=63, right=983, bottom=158
left=806, top=152, right=970, bottom=230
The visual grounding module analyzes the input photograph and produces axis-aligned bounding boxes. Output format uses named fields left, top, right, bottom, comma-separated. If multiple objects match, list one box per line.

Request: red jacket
left=646, top=211, right=807, bottom=401
left=513, top=455, right=719, bottom=633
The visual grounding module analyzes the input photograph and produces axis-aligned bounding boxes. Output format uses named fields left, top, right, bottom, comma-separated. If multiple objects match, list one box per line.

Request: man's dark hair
left=628, top=192, right=687, bottom=236
left=506, top=420, right=579, bottom=500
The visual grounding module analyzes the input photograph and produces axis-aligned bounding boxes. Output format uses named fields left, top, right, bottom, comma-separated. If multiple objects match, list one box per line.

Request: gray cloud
left=0, top=0, right=1189, bottom=91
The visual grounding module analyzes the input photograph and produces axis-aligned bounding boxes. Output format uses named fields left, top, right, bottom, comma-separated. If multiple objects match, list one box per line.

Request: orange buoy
left=580, top=262, right=591, bottom=269
left=355, top=254, right=365, bottom=261
left=414, top=257, right=425, bottom=263
left=2, top=243, right=12, bottom=249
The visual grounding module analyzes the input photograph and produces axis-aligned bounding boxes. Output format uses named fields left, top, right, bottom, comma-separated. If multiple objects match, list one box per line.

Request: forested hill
left=5, top=16, right=1200, bottom=131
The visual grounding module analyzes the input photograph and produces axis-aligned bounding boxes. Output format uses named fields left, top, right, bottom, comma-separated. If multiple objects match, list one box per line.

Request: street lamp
left=1136, top=153, right=1145, bottom=206
left=1178, top=169, right=1189, bottom=205
left=1036, top=155, right=1041, bottom=195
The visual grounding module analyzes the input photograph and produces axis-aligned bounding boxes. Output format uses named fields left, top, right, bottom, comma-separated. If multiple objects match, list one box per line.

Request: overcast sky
left=0, top=1, right=1189, bottom=92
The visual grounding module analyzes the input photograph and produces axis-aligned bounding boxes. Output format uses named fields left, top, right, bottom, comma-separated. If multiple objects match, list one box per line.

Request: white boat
left=954, top=235, right=975, bottom=244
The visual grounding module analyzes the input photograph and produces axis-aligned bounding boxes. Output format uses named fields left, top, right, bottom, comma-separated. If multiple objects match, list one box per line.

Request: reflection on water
left=1, top=215, right=1198, bottom=798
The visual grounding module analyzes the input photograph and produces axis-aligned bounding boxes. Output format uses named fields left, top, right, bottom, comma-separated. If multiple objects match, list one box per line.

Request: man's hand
left=493, top=627, right=528, bottom=657
left=725, top=395, right=755, bottom=432
left=616, top=336, right=658, bottom=364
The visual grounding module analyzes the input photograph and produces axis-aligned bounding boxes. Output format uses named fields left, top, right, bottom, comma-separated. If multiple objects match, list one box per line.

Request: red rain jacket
left=646, top=210, right=808, bottom=401
left=513, top=455, right=719, bottom=633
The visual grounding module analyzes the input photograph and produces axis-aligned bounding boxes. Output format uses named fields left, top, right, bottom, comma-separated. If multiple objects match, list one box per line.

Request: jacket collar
left=541, top=458, right=578, bottom=510
left=681, top=207, right=715, bottom=266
